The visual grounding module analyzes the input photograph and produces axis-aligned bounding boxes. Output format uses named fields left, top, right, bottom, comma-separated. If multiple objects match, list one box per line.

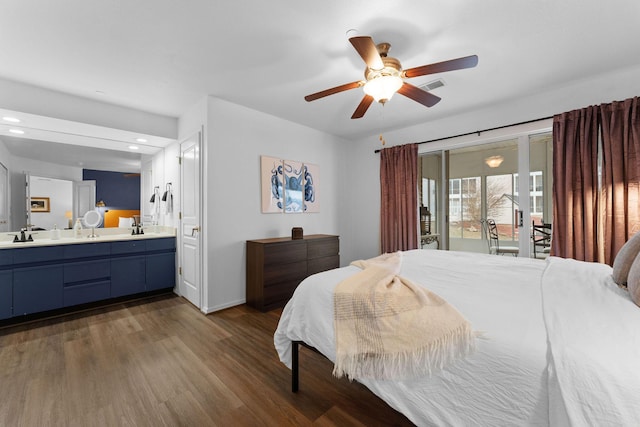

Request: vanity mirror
left=83, top=209, right=102, bottom=238
left=26, top=175, right=74, bottom=231
left=0, top=108, right=174, bottom=234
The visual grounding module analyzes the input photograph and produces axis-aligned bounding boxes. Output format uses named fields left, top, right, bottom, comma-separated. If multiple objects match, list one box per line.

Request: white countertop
left=0, top=227, right=176, bottom=249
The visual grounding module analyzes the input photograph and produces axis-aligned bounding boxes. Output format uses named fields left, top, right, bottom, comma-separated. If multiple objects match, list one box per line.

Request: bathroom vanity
left=0, top=232, right=176, bottom=321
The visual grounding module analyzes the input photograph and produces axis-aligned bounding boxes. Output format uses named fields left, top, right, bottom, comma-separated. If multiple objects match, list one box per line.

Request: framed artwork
left=303, top=162, right=320, bottom=213
left=284, top=160, right=304, bottom=213
left=31, top=197, right=50, bottom=212
left=261, top=155, right=320, bottom=214
left=261, top=156, right=284, bottom=213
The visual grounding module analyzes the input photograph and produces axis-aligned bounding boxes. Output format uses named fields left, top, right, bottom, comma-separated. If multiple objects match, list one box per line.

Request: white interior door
left=0, top=164, right=9, bottom=232
left=73, top=180, right=96, bottom=222
left=24, top=173, right=31, bottom=230
left=180, top=131, right=202, bottom=308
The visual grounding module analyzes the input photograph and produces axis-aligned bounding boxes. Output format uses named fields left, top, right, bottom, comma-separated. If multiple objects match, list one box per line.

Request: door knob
left=191, top=226, right=200, bottom=237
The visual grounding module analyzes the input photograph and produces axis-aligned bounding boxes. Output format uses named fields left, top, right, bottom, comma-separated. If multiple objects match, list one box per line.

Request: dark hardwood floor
left=0, top=294, right=414, bottom=426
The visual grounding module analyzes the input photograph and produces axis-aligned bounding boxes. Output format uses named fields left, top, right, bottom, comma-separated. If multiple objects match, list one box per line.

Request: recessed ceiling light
left=9, top=129, right=24, bottom=134
left=128, top=145, right=139, bottom=150
left=2, top=116, right=21, bottom=123
left=135, top=138, right=147, bottom=143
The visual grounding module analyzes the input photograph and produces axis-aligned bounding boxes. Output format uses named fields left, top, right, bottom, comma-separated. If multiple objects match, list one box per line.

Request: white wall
left=202, top=97, right=344, bottom=312
left=148, top=143, right=180, bottom=229
left=0, top=139, right=10, bottom=166
left=161, top=143, right=180, bottom=229
left=0, top=140, right=12, bottom=231
left=338, top=138, right=381, bottom=265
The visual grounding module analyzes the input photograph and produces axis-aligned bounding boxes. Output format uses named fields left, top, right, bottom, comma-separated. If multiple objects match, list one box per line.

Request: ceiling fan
left=304, top=36, right=478, bottom=119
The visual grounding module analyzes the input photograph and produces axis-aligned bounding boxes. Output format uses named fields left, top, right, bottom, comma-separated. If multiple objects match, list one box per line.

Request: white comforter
left=273, top=250, right=640, bottom=426
left=542, top=257, right=640, bottom=426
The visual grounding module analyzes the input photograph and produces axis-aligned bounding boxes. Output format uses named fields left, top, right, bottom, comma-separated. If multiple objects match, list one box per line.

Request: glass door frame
left=418, top=119, right=552, bottom=256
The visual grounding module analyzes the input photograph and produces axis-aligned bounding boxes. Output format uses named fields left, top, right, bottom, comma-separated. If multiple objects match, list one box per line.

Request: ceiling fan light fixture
left=363, top=75, right=403, bottom=103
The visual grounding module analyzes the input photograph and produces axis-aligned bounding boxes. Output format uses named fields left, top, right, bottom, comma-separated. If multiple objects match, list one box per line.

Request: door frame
left=419, top=119, right=553, bottom=257
left=178, top=129, right=204, bottom=310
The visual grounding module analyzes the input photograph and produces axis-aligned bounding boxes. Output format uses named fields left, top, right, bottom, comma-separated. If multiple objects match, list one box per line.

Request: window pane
left=486, top=174, right=517, bottom=242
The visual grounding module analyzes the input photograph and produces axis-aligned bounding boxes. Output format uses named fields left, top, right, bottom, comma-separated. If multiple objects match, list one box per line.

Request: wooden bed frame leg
left=292, top=341, right=299, bottom=392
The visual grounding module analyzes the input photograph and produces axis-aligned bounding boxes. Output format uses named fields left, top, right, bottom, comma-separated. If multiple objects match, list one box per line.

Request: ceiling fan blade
left=351, top=95, right=374, bottom=119
left=403, top=55, right=478, bottom=79
left=349, top=36, right=384, bottom=70
left=397, top=83, right=441, bottom=108
left=304, top=81, right=362, bottom=102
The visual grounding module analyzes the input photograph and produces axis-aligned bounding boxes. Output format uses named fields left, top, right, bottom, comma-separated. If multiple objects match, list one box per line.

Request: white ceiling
left=1, top=0, right=640, bottom=168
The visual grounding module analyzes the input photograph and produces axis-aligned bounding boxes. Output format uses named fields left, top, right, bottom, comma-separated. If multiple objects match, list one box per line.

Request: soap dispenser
left=73, top=218, right=83, bottom=238
left=51, top=224, right=61, bottom=240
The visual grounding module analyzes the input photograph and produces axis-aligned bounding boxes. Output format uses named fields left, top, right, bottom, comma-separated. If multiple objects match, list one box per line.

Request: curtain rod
left=373, top=115, right=554, bottom=153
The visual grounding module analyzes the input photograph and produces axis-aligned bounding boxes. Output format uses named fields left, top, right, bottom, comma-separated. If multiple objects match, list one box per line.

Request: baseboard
left=202, top=298, right=246, bottom=314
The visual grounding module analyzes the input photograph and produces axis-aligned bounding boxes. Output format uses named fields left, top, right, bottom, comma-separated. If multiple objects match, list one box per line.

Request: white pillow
left=118, top=217, right=134, bottom=228
left=625, top=252, right=640, bottom=307
left=612, top=232, right=640, bottom=285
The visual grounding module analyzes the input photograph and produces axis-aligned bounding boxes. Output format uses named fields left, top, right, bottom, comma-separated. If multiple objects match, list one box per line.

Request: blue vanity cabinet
left=146, top=253, right=175, bottom=290
left=13, top=247, right=64, bottom=316
left=0, top=271, right=12, bottom=320
left=0, top=250, right=12, bottom=320
left=2, top=236, right=176, bottom=320
left=63, top=260, right=111, bottom=307
left=111, top=240, right=147, bottom=298
left=145, top=238, right=176, bottom=291
left=13, top=265, right=64, bottom=315
left=63, top=242, right=111, bottom=259
left=63, top=243, right=111, bottom=306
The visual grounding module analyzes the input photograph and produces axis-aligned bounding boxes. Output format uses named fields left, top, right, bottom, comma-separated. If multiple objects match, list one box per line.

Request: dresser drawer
left=308, top=238, right=339, bottom=259
left=308, top=255, right=340, bottom=276
left=263, top=261, right=307, bottom=287
left=263, top=241, right=307, bottom=266
left=263, top=280, right=299, bottom=310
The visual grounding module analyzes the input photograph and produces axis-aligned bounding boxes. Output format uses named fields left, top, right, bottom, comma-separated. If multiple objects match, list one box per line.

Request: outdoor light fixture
left=485, top=155, right=504, bottom=168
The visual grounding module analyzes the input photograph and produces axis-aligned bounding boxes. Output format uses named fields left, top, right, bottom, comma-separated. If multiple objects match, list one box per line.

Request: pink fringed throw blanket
left=333, top=252, right=475, bottom=380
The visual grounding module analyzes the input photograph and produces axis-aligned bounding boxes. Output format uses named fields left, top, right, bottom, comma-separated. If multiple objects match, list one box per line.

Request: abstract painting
left=261, top=156, right=283, bottom=213
left=303, top=162, right=319, bottom=213
left=261, top=155, right=320, bottom=214
left=283, top=160, right=304, bottom=213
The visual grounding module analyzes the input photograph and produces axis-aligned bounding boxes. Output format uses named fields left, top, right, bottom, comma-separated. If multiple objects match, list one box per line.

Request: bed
left=103, top=209, right=140, bottom=228
left=274, top=249, right=640, bottom=426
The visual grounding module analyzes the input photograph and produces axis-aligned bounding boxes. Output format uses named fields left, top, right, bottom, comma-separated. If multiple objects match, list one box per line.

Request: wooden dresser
left=246, top=234, right=339, bottom=312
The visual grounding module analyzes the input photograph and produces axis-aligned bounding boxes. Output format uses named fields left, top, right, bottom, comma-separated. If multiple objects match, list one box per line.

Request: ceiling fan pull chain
left=379, top=103, right=386, bottom=145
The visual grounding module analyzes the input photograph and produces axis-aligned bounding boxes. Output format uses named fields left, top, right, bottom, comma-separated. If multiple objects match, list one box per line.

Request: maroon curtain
left=600, top=96, right=640, bottom=265
left=551, top=106, right=600, bottom=262
left=380, top=143, right=419, bottom=253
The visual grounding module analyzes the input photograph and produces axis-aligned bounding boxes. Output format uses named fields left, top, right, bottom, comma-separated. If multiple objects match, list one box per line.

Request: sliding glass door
left=448, top=139, right=520, bottom=254
left=419, top=130, right=552, bottom=257
left=528, top=132, right=553, bottom=258
left=419, top=153, right=442, bottom=249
